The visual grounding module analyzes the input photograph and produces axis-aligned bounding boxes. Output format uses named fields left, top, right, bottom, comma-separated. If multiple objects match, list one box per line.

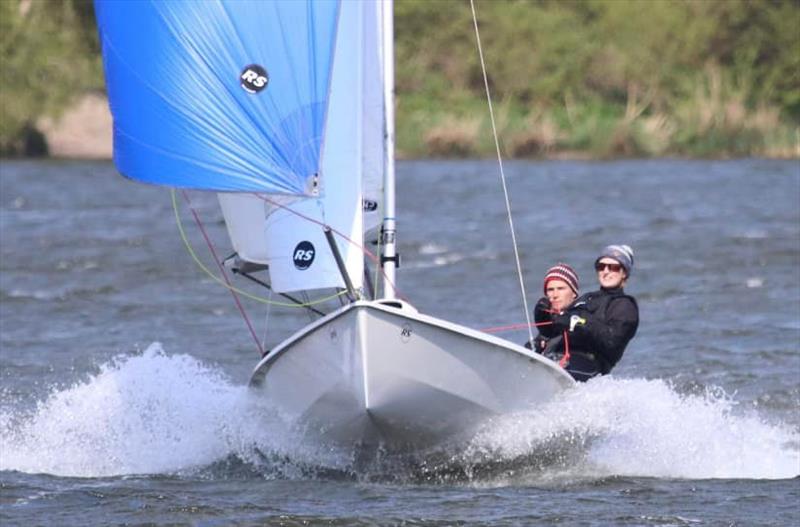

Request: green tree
left=0, top=0, right=103, bottom=155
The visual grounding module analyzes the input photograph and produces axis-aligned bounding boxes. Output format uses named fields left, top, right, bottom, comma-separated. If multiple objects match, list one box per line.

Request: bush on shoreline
left=1, top=0, right=798, bottom=159
left=1, top=0, right=103, bottom=156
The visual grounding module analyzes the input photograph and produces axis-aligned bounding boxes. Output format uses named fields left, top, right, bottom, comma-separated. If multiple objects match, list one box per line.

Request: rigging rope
left=480, top=320, right=552, bottom=334
left=261, top=288, right=272, bottom=351
left=560, top=330, right=571, bottom=368
left=178, top=190, right=264, bottom=356
left=171, top=189, right=347, bottom=308
left=469, top=0, right=535, bottom=346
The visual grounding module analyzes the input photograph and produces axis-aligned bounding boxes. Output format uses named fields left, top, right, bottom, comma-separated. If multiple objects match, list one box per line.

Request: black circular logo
left=240, top=64, right=269, bottom=94
left=293, top=241, right=315, bottom=270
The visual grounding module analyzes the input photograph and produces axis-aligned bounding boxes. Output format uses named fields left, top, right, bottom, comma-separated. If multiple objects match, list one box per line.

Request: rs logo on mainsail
left=240, top=64, right=269, bottom=93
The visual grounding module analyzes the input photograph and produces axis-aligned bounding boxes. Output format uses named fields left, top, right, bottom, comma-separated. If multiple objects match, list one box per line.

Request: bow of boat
left=249, top=300, right=574, bottom=451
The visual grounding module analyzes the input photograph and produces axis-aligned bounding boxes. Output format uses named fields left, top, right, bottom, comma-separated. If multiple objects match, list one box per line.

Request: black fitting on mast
left=379, top=225, right=400, bottom=268
left=380, top=253, right=400, bottom=267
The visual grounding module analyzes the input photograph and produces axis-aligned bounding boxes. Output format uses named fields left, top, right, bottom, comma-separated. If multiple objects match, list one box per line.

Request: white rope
left=469, top=0, right=535, bottom=346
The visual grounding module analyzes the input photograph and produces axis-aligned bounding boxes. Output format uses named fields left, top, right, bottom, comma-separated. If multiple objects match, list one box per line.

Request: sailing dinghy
left=96, top=0, right=574, bottom=454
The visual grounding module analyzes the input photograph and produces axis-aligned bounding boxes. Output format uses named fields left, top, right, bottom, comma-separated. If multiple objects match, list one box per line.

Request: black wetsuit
left=531, top=287, right=639, bottom=382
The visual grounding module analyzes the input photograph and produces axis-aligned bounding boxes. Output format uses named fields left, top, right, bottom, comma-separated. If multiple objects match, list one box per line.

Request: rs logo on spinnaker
left=293, top=241, right=315, bottom=270
left=240, top=64, right=268, bottom=93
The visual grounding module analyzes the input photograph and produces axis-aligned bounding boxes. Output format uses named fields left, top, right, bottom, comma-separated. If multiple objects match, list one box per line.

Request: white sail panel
left=217, top=193, right=269, bottom=264
left=217, top=190, right=362, bottom=295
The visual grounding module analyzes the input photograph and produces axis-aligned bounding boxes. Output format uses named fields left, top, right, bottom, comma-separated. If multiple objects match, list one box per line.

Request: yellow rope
left=171, top=188, right=347, bottom=308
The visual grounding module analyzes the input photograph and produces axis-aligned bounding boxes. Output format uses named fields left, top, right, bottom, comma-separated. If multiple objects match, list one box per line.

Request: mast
left=380, top=0, right=398, bottom=299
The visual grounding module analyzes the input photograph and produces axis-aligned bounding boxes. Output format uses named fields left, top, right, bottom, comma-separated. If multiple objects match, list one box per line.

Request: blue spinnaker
left=95, top=0, right=340, bottom=194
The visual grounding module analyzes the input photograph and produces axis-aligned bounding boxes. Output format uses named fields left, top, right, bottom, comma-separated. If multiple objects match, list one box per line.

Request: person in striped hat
left=529, top=263, right=580, bottom=357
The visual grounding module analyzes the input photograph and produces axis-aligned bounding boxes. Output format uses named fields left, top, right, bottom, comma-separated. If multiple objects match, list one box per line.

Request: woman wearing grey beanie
left=548, top=244, right=639, bottom=381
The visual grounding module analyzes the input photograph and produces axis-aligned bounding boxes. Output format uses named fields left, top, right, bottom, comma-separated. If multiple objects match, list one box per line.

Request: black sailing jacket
left=565, top=287, right=639, bottom=373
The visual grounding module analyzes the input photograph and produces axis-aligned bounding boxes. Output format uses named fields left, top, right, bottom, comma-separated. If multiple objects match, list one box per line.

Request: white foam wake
left=466, top=376, right=799, bottom=480
left=0, top=344, right=262, bottom=477
left=1, top=346, right=797, bottom=480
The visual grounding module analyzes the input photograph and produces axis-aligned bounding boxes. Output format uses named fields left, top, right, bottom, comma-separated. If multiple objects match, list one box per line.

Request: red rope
left=180, top=190, right=265, bottom=357
left=481, top=310, right=571, bottom=369
left=559, top=329, right=571, bottom=368
left=480, top=321, right=553, bottom=333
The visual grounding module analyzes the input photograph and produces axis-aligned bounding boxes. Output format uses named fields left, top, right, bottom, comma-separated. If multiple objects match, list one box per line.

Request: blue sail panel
left=95, top=0, right=340, bottom=194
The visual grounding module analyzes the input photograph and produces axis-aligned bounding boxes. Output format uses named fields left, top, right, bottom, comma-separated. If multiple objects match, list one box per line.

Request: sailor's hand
left=535, top=297, right=551, bottom=310
left=551, top=312, right=571, bottom=332
left=527, top=335, right=548, bottom=353
left=552, top=312, right=587, bottom=333
left=534, top=297, right=553, bottom=319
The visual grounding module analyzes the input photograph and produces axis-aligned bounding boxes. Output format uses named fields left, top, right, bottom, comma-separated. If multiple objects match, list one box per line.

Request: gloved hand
left=535, top=296, right=552, bottom=310
left=552, top=312, right=587, bottom=333
left=524, top=335, right=548, bottom=353
left=551, top=312, right=571, bottom=332
left=533, top=297, right=553, bottom=322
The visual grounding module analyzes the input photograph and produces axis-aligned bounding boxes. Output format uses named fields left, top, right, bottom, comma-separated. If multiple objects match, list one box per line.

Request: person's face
left=546, top=279, right=577, bottom=312
left=596, top=258, right=626, bottom=289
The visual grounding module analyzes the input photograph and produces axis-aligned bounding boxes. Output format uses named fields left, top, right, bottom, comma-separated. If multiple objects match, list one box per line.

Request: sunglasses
left=595, top=262, right=623, bottom=272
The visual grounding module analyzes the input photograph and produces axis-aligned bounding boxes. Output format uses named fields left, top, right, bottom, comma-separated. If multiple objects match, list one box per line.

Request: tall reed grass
left=398, top=64, right=798, bottom=159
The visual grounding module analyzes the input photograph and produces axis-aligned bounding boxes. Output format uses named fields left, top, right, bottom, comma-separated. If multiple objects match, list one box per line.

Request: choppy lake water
left=1, top=159, right=799, bottom=526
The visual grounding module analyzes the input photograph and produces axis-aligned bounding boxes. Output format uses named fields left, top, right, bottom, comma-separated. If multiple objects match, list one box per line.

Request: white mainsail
left=361, top=0, right=387, bottom=239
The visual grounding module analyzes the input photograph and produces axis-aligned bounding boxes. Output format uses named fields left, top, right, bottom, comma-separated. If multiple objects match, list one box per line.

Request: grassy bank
left=396, top=65, right=800, bottom=159
left=393, top=0, right=799, bottom=159
left=1, top=0, right=798, bottom=159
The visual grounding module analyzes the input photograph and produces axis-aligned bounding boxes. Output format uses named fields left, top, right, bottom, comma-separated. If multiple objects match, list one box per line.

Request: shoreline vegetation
left=1, top=0, right=798, bottom=160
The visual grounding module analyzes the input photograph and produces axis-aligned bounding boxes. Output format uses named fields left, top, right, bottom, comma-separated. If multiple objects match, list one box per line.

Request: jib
left=241, top=69, right=267, bottom=88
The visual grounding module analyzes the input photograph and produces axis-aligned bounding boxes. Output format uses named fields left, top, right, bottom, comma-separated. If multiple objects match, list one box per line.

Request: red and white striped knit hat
left=543, top=263, right=579, bottom=295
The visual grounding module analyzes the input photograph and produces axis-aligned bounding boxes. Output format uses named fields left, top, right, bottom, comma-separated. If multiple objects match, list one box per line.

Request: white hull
left=250, top=300, right=575, bottom=452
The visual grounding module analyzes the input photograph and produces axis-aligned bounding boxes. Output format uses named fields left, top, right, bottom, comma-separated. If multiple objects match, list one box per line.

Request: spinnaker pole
left=380, top=0, right=398, bottom=299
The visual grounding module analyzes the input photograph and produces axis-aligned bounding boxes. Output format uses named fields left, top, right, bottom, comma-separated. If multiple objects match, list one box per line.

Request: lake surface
left=1, top=159, right=799, bottom=526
